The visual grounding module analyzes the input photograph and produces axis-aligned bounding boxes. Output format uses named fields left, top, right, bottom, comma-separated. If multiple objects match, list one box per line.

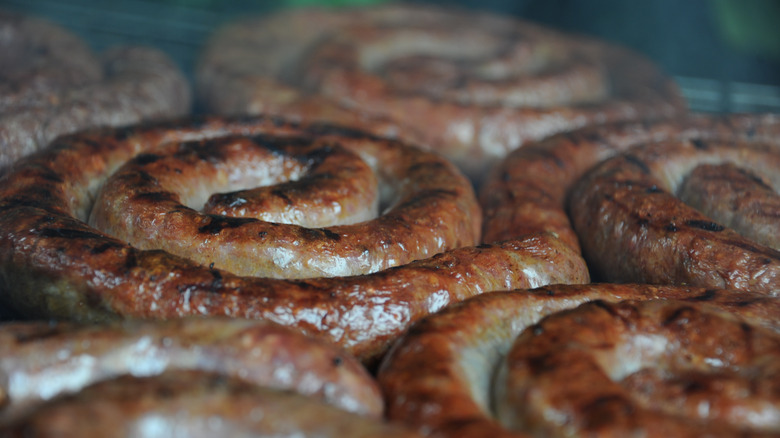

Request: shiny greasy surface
left=570, top=128, right=780, bottom=294
left=0, top=318, right=381, bottom=423
left=0, top=370, right=422, bottom=437
left=0, top=10, right=191, bottom=173
left=87, top=122, right=476, bottom=279
left=196, top=4, right=683, bottom=181
left=498, top=300, right=780, bottom=437
left=378, top=284, right=780, bottom=438
left=480, top=114, right=780, bottom=293
left=0, top=115, right=588, bottom=361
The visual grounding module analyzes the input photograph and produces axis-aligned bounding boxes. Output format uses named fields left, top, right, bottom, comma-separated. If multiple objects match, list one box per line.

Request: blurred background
left=3, top=0, right=779, bottom=113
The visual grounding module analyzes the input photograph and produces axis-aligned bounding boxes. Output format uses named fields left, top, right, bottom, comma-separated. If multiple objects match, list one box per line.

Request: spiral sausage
left=0, top=371, right=422, bottom=437
left=0, top=10, right=191, bottom=174
left=0, top=317, right=380, bottom=422
left=0, top=318, right=422, bottom=436
left=196, top=4, right=684, bottom=182
left=0, top=116, right=589, bottom=362
left=480, top=114, right=780, bottom=292
left=378, top=283, right=780, bottom=438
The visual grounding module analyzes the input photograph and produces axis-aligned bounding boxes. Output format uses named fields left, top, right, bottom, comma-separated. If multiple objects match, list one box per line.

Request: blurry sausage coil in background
left=0, top=10, right=192, bottom=174
left=196, top=3, right=685, bottom=182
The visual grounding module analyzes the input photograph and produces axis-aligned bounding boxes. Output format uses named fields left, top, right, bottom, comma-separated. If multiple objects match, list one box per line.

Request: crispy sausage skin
left=0, top=10, right=191, bottom=173
left=378, top=284, right=780, bottom=438
left=196, top=4, right=683, bottom=182
left=480, top=114, right=780, bottom=293
left=0, top=318, right=426, bottom=436
left=0, top=371, right=423, bottom=437
left=0, top=115, right=589, bottom=362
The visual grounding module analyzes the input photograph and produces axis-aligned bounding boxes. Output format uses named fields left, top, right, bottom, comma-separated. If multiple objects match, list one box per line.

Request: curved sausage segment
left=379, top=284, right=780, bottom=438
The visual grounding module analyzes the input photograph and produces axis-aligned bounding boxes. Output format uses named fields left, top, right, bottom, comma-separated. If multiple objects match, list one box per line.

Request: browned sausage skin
left=0, top=318, right=426, bottom=437
left=1, top=371, right=424, bottom=437
left=196, top=4, right=684, bottom=182
left=570, top=136, right=780, bottom=294
left=480, top=114, right=780, bottom=291
left=0, top=317, right=381, bottom=423
left=0, top=115, right=589, bottom=362
left=0, top=10, right=191, bottom=174
left=378, top=284, right=780, bottom=438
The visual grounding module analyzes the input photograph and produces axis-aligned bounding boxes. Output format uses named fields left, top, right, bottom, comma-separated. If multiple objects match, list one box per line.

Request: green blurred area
left=713, top=0, right=780, bottom=59
left=158, top=0, right=388, bottom=7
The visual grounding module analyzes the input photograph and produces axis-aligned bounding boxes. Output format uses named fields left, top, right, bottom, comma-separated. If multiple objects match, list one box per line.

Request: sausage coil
left=196, top=4, right=684, bottom=181
left=480, top=114, right=780, bottom=292
left=0, top=318, right=422, bottom=436
left=379, top=283, right=780, bottom=437
left=0, top=10, right=191, bottom=173
left=0, top=116, right=589, bottom=361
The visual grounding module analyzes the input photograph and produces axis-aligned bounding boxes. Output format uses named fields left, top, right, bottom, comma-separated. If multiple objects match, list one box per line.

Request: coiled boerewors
left=0, top=115, right=589, bottom=362
left=379, top=284, right=780, bottom=437
left=0, top=9, right=191, bottom=174
left=0, top=317, right=422, bottom=436
left=480, top=114, right=780, bottom=293
left=196, top=3, right=684, bottom=182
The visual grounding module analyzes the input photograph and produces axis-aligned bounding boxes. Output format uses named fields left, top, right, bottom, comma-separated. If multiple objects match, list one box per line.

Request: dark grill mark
left=688, top=289, right=718, bottom=302
left=34, top=167, right=65, bottom=184
left=690, top=139, right=708, bottom=150
left=664, top=223, right=679, bottom=232
left=132, top=153, right=162, bottom=166
left=304, top=144, right=336, bottom=165
left=408, top=161, right=446, bottom=174
left=0, top=196, right=47, bottom=211
left=646, top=185, right=662, bottom=194
left=662, top=305, right=696, bottom=327
left=135, top=191, right=177, bottom=203
left=306, top=122, right=380, bottom=141
left=582, top=394, right=635, bottom=418
left=301, top=228, right=342, bottom=241
left=124, top=250, right=138, bottom=270
left=38, top=228, right=105, bottom=240
left=90, top=242, right=123, bottom=254
left=198, top=215, right=258, bottom=235
left=623, top=154, right=651, bottom=174
left=210, top=268, right=223, bottom=290
left=250, top=134, right=313, bottom=162
left=736, top=167, right=772, bottom=190
left=271, top=189, right=293, bottom=205
left=685, top=220, right=724, bottom=232
left=112, top=125, right=138, bottom=141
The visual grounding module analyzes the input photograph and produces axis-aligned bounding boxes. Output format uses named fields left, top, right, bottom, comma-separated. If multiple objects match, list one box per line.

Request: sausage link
left=0, top=370, right=422, bottom=437
left=196, top=4, right=683, bottom=182
left=480, top=114, right=780, bottom=293
left=0, top=11, right=191, bottom=173
left=0, top=318, right=381, bottom=423
left=0, top=116, right=588, bottom=362
left=378, top=283, right=780, bottom=438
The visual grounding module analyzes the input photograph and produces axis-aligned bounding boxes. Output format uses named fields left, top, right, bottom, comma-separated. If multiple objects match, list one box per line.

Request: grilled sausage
left=196, top=4, right=683, bottom=182
left=378, top=283, right=780, bottom=438
left=480, top=114, right=780, bottom=293
left=0, top=317, right=381, bottom=423
left=0, top=10, right=191, bottom=173
left=0, top=115, right=589, bottom=362
left=0, top=370, right=423, bottom=437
